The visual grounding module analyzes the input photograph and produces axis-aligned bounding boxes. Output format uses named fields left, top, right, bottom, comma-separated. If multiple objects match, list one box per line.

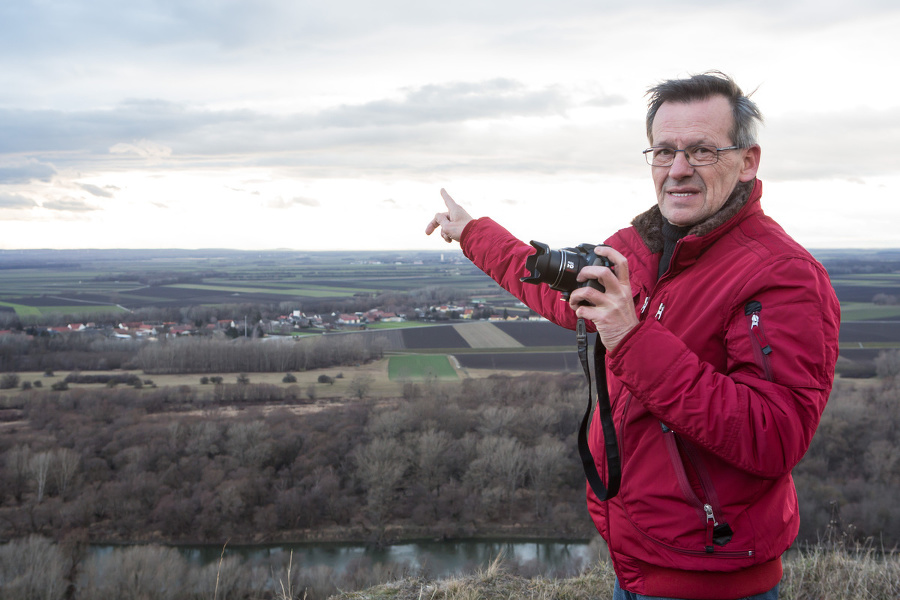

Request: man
left=425, top=72, right=840, bottom=600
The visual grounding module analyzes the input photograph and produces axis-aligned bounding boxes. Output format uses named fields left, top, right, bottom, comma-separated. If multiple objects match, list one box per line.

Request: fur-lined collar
left=630, top=180, right=755, bottom=254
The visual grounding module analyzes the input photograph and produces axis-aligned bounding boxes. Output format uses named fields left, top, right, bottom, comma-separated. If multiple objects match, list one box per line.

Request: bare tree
left=52, top=447, right=81, bottom=498
left=464, top=435, right=527, bottom=518
left=0, top=536, right=68, bottom=600
left=77, top=544, right=189, bottom=600
left=226, top=421, right=271, bottom=468
left=864, top=439, right=900, bottom=485
left=350, top=374, right=375, bottom=399
left=28, top=451, right=52, bottom=503
left=352, top=437, right=409, bottom=532
left=413, top=429, right=454, bottom=496
left=875, top=349, right=900, bottom=387
left=527, top=435, right=568, bottom=517
left=3, top=445, right=31, bottom=502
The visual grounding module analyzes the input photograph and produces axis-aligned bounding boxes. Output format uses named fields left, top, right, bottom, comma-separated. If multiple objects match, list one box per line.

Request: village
left=0, top=299, right=539, bottom=341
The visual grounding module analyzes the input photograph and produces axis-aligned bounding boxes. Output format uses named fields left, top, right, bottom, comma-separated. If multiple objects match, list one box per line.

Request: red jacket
left=460, top=180, right=840, bottom=598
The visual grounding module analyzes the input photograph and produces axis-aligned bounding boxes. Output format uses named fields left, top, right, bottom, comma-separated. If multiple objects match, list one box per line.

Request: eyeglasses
left=643, top=145, right=741, bottom=167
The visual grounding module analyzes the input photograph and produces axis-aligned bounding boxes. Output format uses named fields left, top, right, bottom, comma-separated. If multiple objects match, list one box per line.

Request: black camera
left=520, top=241, right=613, bottom=299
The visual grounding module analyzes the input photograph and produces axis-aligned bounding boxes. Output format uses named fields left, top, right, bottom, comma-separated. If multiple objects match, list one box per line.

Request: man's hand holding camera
left=427, top=189, right=638, bottom=353
left=569, top=246, right=639, bottom=353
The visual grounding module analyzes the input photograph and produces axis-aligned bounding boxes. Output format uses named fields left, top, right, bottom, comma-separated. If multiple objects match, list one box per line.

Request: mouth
left=666, top=188, right=701, bottom=198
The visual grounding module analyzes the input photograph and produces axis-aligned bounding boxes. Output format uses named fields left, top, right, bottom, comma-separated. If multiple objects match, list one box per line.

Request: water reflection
left=178, top=539, right=593, bottom=577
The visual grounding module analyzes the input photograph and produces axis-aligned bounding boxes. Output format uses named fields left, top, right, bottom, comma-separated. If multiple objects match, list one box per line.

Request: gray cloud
left=3, top=1, right=895, bottom=60
left=0, top=193, right=38, bottom=209
left=42, top=198, right=98, bottom=212
left=317, top=80, right=568, bottom=128
left=78, top=183, right=116, bottom=198
left=0, top=161, right=56, bottom=183
left=1, top=74, right=898, bottom=186
left=0, top=80, right=577, bottom=162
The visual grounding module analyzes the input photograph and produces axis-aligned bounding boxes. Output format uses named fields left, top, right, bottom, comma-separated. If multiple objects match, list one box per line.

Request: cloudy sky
left=1, top=1, right=898, bottom=251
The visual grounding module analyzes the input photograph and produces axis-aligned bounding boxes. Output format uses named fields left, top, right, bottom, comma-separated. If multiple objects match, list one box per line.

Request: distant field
left=366, top=321, right=434, bottom=330
left=400, top=325, right=470, bottom=349
left=839, top=302, right=900, bottom=321
left=388, top=355, right=458, bottom=380
left=0, top=302, right=41, bottom=317
left=452, top=322, right=523, bottom=348
left=0, top=249, right=502, bottom=313
left=167, top=283, right=379, bottom=298
left=2, top=249, right=899, bottom=373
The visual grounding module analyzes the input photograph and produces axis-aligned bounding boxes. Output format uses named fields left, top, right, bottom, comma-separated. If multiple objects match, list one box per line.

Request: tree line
left=0, top=330, right=386, bottom=374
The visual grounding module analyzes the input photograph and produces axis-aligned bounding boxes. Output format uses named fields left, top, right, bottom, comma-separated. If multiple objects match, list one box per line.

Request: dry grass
left=781, top=542, right=900, bottom=599
left=333, top=552, right=616, bottom=600
left=330, top=544, right=900, bottom=600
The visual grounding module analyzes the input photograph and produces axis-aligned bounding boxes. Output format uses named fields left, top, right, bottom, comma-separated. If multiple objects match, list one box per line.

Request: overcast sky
left=1, top=1, right=898, bottom=251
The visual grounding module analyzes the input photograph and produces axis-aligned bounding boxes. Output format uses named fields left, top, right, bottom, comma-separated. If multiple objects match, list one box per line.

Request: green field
left=839, top=302, right=900, bottom=321
left=388, top=355, right=458, bottom=380
left=366, top=321, right=434, bottom=330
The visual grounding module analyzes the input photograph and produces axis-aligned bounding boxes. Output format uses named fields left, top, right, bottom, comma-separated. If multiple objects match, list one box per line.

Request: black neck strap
left=576, top=318, right=621, bottom=501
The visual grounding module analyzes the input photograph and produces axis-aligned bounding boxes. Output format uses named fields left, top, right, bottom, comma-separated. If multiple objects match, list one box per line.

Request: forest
left=1, top=343, right=900, bottom=599
left=3, top=355, right=899, bottom=546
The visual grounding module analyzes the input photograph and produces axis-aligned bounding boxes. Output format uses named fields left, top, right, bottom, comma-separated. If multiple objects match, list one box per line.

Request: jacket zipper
left=625, top=510, right=754, bottom=559
left=661, top=424, right=733, bottom=553
left=704, top=504, right=719, bottom=554
left=744, top=300, right=773, bottom=381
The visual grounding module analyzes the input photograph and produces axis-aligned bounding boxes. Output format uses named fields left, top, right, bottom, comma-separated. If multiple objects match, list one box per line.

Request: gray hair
left=645, top=71, right=763, bottom=148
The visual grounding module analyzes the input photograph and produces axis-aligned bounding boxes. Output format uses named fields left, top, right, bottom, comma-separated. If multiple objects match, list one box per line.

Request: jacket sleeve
left=607, top=256, right=840, bottom=478
left=460, top=217, right=581, bottom=330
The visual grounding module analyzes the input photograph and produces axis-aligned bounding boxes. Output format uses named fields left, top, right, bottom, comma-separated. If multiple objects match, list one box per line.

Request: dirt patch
left=453, top=322, right=523, bottom=348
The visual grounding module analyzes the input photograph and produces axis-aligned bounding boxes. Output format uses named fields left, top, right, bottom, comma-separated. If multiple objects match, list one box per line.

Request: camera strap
left=576, top=318, right=621, bottom=501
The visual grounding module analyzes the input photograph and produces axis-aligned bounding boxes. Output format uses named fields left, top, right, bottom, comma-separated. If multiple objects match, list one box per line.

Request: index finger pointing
left=440, top=188, right=458, bottom=210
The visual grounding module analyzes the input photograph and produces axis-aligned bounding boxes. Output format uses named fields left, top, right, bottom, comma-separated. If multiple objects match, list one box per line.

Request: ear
left=738, top=144, right=761, bottom=182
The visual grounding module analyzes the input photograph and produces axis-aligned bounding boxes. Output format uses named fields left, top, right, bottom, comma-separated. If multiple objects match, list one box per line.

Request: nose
left=667, top=150, right=695, bottom=179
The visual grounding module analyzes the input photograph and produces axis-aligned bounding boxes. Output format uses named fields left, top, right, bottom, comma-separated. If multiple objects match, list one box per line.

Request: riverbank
left=83, top=521, right=596, bottom=549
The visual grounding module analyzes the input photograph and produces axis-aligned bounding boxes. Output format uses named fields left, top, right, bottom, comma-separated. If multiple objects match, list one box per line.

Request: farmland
left=0, top=248, right=511, bottom=316
left=1, top=247, right=900, bottom=377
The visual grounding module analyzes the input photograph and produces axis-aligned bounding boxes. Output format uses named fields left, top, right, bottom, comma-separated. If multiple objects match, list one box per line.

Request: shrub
left=318, top=374, right=334, bottom=385
left=283, top=373, right=298, bottom=383
left=0, top=373, right=20, bottom=390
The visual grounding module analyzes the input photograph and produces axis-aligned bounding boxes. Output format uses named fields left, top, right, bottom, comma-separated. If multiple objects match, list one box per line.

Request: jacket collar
left=631, top=179, right=761, bottom=254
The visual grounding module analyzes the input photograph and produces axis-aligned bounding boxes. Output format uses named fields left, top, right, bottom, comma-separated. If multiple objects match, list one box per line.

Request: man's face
left=650, top=95, right=760, bottom=227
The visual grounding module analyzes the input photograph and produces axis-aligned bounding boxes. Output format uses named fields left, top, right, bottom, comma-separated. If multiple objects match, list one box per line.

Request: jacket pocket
left=744, top=300, right=773, bottom=382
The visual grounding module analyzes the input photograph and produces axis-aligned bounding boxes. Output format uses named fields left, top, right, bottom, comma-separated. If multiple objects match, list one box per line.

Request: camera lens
left=522, top=241, right=585, bottom=292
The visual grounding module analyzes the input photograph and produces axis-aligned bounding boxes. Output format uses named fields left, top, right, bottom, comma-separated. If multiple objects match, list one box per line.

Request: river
left=96, top=538, right=596, bottom=578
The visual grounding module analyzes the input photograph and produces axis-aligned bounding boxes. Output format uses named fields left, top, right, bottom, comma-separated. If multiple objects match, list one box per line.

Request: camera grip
left=586, top=255, right=613, bottom=294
